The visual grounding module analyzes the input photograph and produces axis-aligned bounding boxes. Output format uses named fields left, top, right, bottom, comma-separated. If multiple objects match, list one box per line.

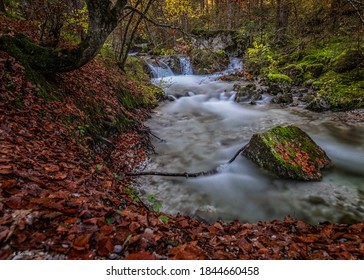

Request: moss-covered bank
left=244, top=39, right=364, bottom=111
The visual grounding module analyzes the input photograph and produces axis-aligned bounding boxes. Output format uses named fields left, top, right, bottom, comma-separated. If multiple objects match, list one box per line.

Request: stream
left=138, top=61, right=364, bottom=225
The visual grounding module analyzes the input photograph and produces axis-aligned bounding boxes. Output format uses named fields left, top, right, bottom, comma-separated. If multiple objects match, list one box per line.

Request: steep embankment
left=1, top=17, right=364, bottom=260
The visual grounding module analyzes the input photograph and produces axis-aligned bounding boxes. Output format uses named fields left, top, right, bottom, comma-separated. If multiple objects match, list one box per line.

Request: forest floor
left=1, top=17, right=364, bottom=260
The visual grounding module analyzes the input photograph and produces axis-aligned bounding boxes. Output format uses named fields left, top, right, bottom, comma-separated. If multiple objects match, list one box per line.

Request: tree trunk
left=275, top=0, right=291, bottom=44
left=0, top=0, right=127, bottom=73
left=0, top=0, right=6, bottom=13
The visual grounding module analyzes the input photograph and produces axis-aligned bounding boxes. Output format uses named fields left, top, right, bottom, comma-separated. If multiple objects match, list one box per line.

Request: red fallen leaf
left=32, top=232, right=46, bottom=242
left=359, top=243, right=364, bottom=254
left=207, top=225, right=218, bottom=234
left=1, top=179, right=17, bottom=188
left=43, top=165, right=60, bottom=172
left=0, top=165, right=13, bottom=174
left=0, top=226, right=10, bottom=242
left=53, top=172, right=68, bottom=180
left=178, top=218, right=189, bottom=228
left=213, top=222, right=224, bottom=231
left=257, top=247, right=270, bottom=255
left=169, top=241, right=206, bottom=260
left=238, top=237, right=253, bottom=252
left=125, top=252, right=158, bottom=260
left=100, top=224, right=114, bottom=236
left=17, top=233, right=27, bottom=243
left=56, top=225, right=69, bottom=233
left=97, top=237, right=114, bottom=256
left=102, top=180, right=112, bottom=188
left=64, top=217, right=78, bottom=224
left=72, top=234, right=91, bottom=251
left=129, top=221, right=140, bottom=232
left=4, top=196, right=23, bottom=209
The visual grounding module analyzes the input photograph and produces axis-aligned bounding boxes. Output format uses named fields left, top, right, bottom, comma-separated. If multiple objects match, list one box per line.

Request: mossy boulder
left=305, top=63, right=325, bottom=78
left=264, top=73, right=292, bottom=95
left=243, top=126, right=332, bottom=181
left=282, top=64, right=304, bottom=85
left=332, top=49, right=364, bottom=73
left=190, top=49, right=229, bottom=74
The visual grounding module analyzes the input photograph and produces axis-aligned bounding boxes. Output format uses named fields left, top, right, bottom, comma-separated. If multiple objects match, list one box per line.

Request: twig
left=125, top=144, right=247, bottom=178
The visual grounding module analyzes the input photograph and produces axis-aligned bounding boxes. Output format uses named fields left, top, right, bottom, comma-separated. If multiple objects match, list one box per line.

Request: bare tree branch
left=123, top=5, right=191, bottom=37
left=124, top=144, right=247, bottom=178
left=346, top=0, right=364, bottom=24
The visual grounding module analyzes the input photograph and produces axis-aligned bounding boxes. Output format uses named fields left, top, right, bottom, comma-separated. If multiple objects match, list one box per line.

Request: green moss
left=332, top=49, right=364, bottom=73
left=266, top=73, right=292, bottom=85
left=0, top=33, right=79, bottom=73
left=312, top=69, right=364, bottom=110
left=281, top=64, right=304, bottom=84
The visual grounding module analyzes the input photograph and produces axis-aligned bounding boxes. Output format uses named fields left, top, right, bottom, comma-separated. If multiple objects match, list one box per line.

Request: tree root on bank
left=125, top=144, right=247, bottom=178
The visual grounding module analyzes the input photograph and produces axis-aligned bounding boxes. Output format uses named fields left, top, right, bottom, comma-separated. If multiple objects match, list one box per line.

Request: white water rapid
left=138, top=66, right=364, bottom=225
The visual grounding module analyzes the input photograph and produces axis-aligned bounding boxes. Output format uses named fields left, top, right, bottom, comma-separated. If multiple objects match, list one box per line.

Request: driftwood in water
left=125, top=145, right=247, bottom=178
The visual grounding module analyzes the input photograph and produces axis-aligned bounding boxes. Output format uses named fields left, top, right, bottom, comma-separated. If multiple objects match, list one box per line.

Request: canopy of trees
left=0, top=0, right=363, bottom=73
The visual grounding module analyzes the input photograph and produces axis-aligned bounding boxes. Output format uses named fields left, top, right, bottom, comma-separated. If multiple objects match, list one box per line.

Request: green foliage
left=158, top=215, right=169, bottom=224
left=125, top=187, right=141, bottom=202
left=146, top=194, right=163, bottom=212
left=244, top=42, right=277, bottom=75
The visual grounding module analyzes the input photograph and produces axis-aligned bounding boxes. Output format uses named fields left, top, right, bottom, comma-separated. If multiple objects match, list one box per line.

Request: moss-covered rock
left=243, top=126, right=332, bottom=181
left=264, top=73, right=292, bottom=95
left=332, top=49, right=364, bottom=73
left=190, top=49, right=229, bottom=74
left=305, top=63, right=325, bottom=78
left=282, top=64, right=304, bottom=85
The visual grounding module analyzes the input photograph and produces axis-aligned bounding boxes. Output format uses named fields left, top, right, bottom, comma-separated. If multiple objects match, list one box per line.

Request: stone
left=242, top=125, right=332, bottom=181
left=271, top=93, right=293, bottom=104
left=234, top=83, right=262, bottom=103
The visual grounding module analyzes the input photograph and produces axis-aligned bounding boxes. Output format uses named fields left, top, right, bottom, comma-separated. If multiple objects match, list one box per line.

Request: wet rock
left=271, top=93, right=293, bottom=104
left=233, top=83, right=262, bottom=103
left=263, top=73, right=292, bottom=95
left=242, top=125, right=332, bottom=181
left=306, top=96, right=331, bottom=112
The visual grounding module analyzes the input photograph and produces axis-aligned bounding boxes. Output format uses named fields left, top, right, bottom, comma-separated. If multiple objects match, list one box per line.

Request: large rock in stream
left=243, top=126, right=332, bottom=181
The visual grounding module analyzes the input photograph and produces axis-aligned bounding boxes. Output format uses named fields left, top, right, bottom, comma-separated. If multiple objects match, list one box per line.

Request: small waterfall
left=146, top=59, right=174, bottom=78
left=179, top=56, right=193, bottom=75
left=227, top=57, right=243, bottom=73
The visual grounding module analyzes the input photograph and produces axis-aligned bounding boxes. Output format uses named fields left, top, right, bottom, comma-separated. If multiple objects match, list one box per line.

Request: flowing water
left=138, top=67, right=364, bottom=225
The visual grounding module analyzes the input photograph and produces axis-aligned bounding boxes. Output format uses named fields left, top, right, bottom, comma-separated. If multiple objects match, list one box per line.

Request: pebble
left=114, top=245, right=123, bottom=254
